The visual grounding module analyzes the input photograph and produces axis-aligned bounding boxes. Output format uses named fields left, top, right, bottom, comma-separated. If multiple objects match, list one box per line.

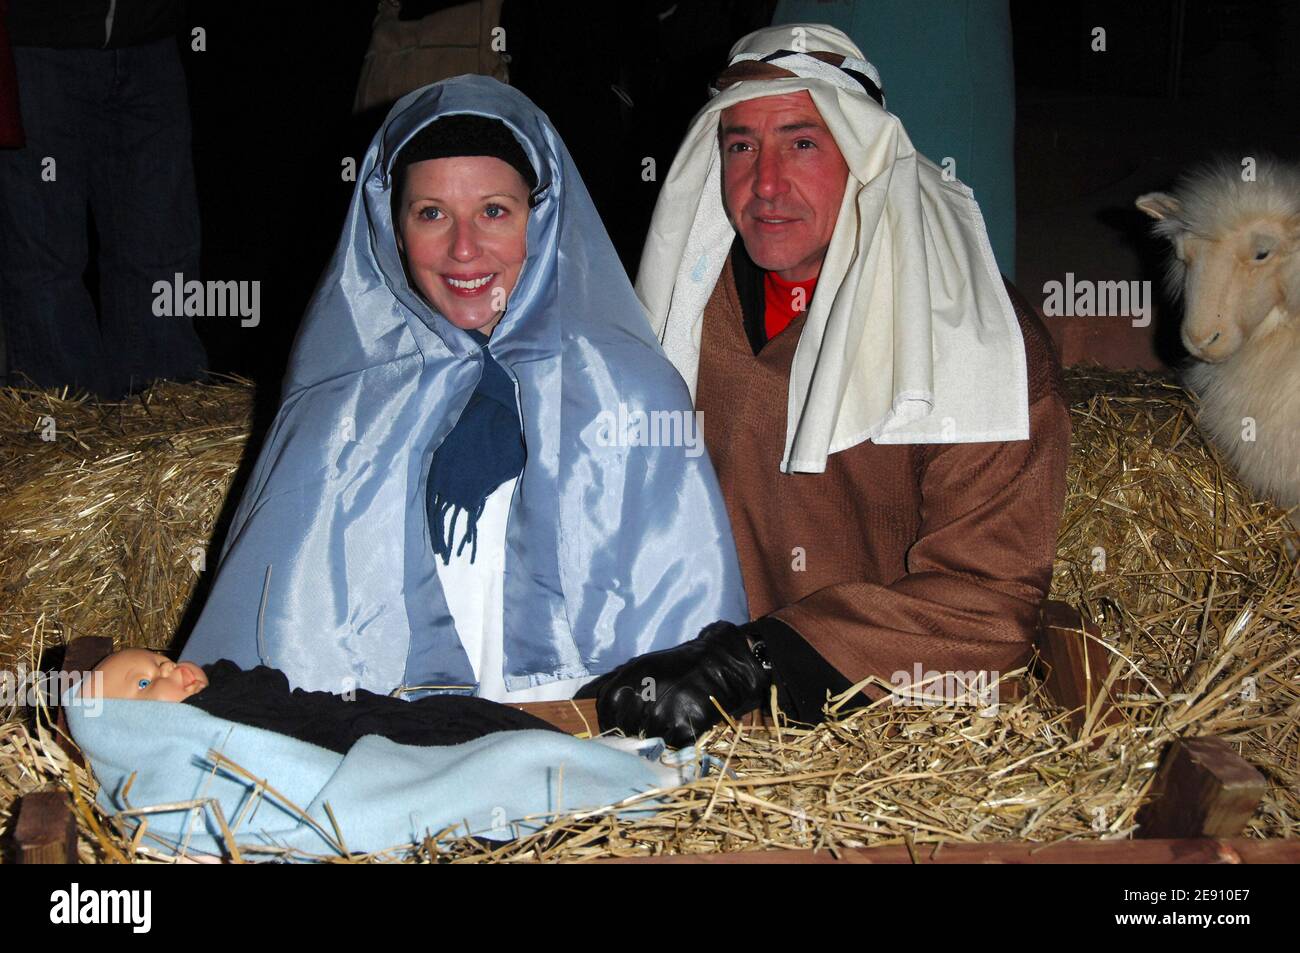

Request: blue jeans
left=0, top=37, right=207, bottom=398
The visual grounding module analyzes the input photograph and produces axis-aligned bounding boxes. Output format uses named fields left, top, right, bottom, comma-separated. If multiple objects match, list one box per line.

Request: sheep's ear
left=1136, top=192, right=1182, bottom=222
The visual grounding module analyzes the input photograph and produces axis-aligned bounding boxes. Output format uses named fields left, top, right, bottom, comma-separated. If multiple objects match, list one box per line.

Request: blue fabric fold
left=180, top=75, right=748, bottom=697
left=66, top=685, right=705, bottom=860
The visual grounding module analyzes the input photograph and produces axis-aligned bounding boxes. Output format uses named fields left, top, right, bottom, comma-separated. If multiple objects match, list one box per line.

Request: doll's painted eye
left=137, top=678, right=151, bottom=690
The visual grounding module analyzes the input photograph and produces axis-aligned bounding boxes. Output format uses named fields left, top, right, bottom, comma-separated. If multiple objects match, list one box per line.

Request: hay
left=1050, top=366, right=1299, bottom=837
left=0, top=366, right=1296, bottom=862
left=0, top=379, right=254, bottom=674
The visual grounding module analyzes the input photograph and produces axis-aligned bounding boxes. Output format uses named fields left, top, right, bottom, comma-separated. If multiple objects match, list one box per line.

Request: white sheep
left=1136, top=158, right=1300, bottom=537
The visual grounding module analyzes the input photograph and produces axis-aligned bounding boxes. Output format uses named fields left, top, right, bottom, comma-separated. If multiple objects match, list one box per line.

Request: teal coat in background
left=774, top=0, right=1016, bottom=277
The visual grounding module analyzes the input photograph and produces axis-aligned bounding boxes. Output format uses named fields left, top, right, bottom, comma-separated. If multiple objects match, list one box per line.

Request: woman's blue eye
left=484, top=204, right=505, bottom=219
left=137, top=678, right=151, bottom=690
left=417, top=206, right=441, bottom=221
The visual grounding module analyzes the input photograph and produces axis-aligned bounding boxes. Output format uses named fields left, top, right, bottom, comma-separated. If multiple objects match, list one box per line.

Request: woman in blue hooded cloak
left=180, top=75, right=748, bottom=702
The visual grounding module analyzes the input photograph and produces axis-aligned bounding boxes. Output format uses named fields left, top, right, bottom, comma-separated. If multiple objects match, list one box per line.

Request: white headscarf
left=636, top=24, right=1028, bottom=474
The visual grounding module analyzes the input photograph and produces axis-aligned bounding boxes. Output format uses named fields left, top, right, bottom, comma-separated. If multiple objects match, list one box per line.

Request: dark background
left=176, top=0, right=1299, bottom=398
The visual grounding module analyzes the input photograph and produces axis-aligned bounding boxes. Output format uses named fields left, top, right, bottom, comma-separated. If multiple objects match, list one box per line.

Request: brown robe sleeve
left=769, top=351, right=1071, bottom=709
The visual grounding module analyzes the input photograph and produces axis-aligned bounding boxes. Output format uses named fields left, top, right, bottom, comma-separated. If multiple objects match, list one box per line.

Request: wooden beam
left=510, top=698, right=599, bottom=736
left=1136, top=736, right=1267, bottom=839
left=52, top=635, right=113, bottom=767
left=601, top=837, right=1300, bottom=864
left=513, top=610, right=1090, bottom=736
left=13, top=790, right=77, bottom=864
left=1035, top=600, right=1125, bottom=736
left=14, top=637, right=112, bottom=865
left=61, top=635, right=113, bottom=674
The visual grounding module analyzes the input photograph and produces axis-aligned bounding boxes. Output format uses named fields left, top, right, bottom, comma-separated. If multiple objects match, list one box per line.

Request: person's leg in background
left=771, top=0, right=1017, bottom=279
left=0, top=46, right=114, bottom=395
left=91, top=36, right=207, bottom=398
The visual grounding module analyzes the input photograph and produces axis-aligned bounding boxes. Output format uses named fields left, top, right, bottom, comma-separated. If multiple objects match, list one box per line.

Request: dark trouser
left=0, top=37, right=207, bottom=398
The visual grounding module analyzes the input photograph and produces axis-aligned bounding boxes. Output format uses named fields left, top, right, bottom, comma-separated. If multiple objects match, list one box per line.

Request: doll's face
left=90, top=649, right=209, bottom=702
left=394, top=155, right=531, bottom=337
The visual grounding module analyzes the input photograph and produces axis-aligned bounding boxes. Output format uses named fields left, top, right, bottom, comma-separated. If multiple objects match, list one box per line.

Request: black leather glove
left=592, top=620, right=772, bottom=749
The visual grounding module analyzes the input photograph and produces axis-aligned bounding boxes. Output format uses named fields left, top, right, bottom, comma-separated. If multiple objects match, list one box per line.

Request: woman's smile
left=442, top=272, right=498, bottom=295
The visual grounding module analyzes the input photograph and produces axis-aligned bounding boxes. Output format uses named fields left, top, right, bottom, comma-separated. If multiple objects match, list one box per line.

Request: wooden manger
left=13, top=598, right=1291, bottom=864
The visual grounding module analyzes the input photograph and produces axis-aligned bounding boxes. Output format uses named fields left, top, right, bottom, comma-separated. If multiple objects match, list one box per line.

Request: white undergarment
left=433, top=477, right=595, bottom=703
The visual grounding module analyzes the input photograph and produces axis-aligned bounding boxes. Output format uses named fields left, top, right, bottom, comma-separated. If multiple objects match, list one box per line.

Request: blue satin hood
left=182, top=75, right=748, bottom=695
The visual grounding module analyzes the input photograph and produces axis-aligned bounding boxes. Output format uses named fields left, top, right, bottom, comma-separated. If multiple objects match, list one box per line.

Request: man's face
left=719, top=91, right=849, bottom=282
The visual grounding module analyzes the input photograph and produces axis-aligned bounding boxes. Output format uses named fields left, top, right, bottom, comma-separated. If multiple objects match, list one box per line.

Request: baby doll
left=87, top=648, right=563, bottom=754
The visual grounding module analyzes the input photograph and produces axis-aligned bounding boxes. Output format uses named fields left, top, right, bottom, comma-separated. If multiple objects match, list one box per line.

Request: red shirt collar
left=763, top=271, right=818, bottom=342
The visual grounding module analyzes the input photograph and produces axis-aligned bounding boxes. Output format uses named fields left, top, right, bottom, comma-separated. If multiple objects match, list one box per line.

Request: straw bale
left=0, top=379, right=254, bottom=674
left=0, top=366, right=1295, bottom=862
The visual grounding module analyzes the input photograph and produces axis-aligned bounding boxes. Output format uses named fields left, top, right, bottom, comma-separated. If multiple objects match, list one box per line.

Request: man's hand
left=592, top=621, right=771, bottom=748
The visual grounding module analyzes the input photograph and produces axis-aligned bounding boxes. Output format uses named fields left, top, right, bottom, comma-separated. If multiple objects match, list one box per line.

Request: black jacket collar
left=731, top=237, right=769, bottom=356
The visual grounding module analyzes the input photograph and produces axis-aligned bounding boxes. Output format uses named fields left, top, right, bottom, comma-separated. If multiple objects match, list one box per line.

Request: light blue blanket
left=66, top=685, right=702, bottom=861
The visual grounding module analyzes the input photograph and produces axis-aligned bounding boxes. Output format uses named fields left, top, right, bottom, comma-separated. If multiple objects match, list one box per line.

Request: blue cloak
left=182, top=76, right=747, bottom=696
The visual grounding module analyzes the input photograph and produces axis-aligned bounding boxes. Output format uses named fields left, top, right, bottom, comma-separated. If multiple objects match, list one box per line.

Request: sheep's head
left=1137, top=160, right=1300, bottom=364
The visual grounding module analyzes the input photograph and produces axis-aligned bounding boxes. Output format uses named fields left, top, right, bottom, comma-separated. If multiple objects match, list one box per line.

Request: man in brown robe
left=585, top=26, right=1070, bottom=747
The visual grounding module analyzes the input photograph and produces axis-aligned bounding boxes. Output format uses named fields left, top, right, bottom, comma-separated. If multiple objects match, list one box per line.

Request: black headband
left=393, top=114, right=539, bottom=194
left=755, top=49, right=884, bottom=106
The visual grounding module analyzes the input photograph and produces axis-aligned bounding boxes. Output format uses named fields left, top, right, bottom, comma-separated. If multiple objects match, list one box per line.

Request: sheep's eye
left=1254, top=249, right=1270, bottom=261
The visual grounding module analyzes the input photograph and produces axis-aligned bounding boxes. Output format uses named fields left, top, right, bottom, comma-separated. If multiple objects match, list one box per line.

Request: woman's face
left=394, top=155, right=530, bottom=336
